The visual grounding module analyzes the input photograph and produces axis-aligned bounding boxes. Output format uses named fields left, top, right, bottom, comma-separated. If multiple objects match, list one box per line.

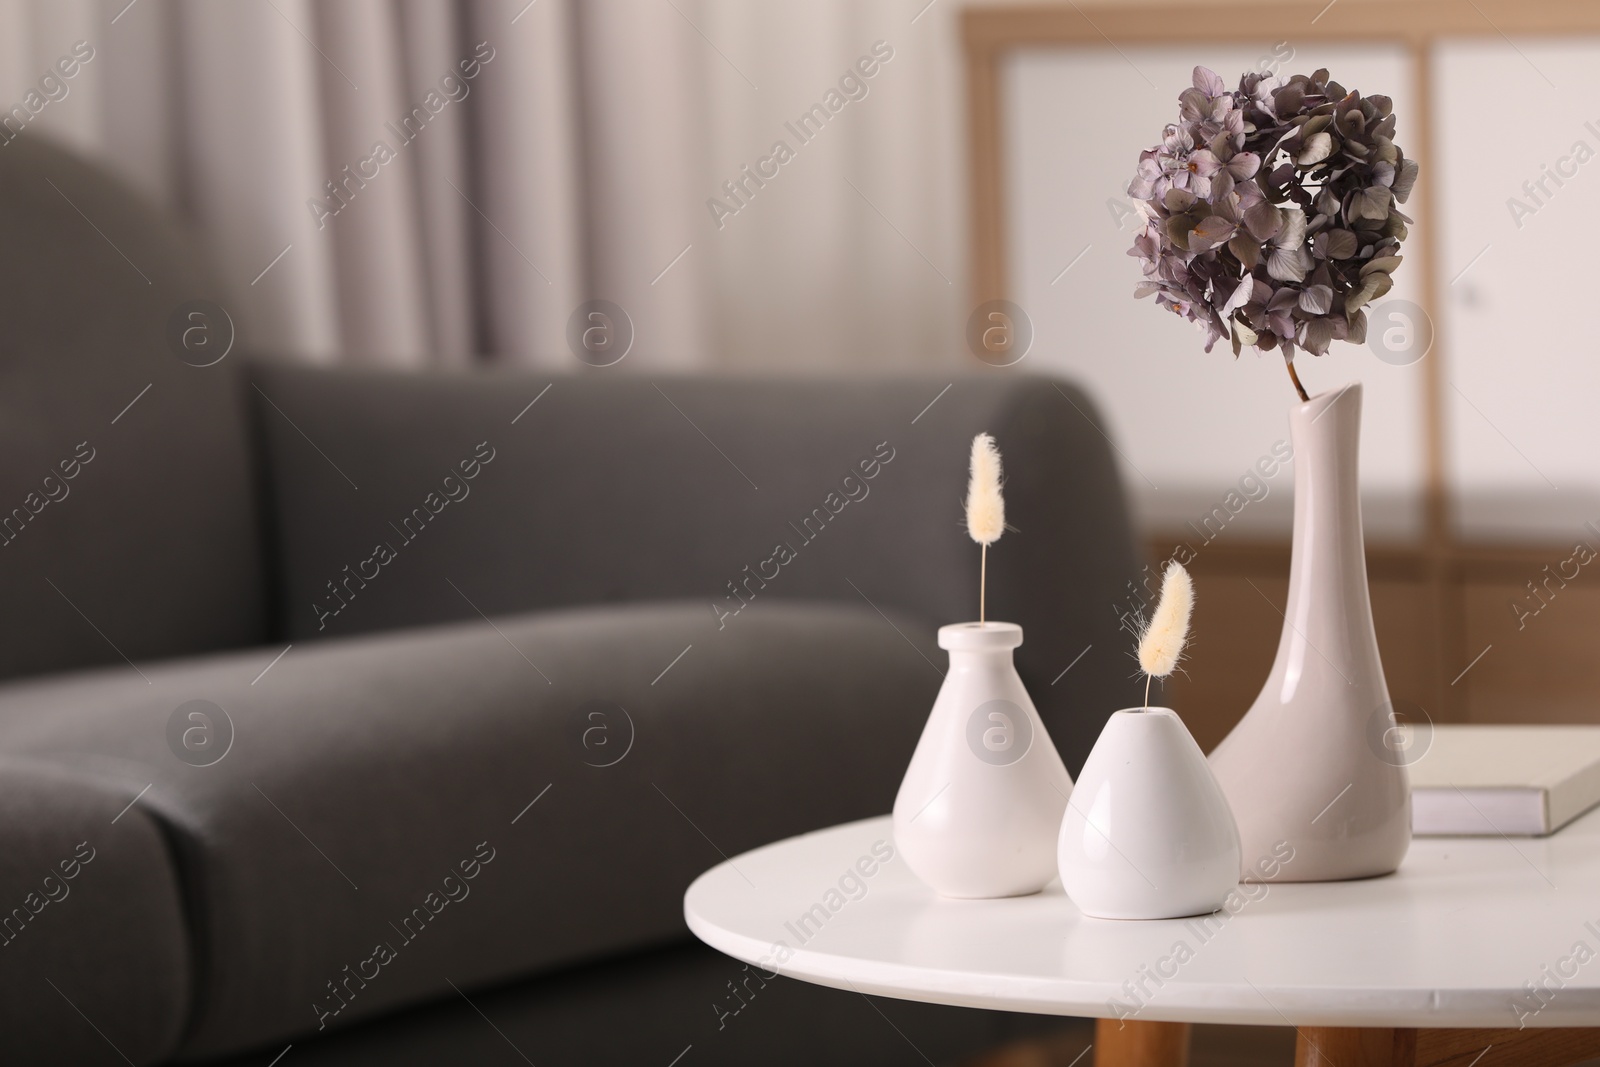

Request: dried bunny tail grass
left=965, top=433, right=1005, bottom=546
left=1138, top=561, right=1194, bottom=679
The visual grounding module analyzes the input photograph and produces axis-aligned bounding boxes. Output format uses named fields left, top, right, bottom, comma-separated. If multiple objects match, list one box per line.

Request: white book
left=1404, top=724, right=1600, bottom=837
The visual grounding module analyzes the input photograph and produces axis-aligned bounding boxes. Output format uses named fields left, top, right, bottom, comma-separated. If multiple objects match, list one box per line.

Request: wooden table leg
left=1295, top=1027, right=1416, bottom=1066
left=1094, top=1017, right=1191, bottom=1067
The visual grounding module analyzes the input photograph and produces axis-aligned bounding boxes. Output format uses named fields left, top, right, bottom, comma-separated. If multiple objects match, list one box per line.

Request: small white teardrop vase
left=1208, top=382, right=1411, bottom=881
left=892, top=622, right=1072, bottom=898
left=1058, top=707, right=1241, bottom=920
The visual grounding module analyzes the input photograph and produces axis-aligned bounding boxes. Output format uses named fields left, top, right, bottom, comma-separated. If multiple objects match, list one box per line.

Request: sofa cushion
left=0, top=138, right=266, bottom=682
left=0, top=598, right=943, bottom=1059
left=0, top=758, right=191, bottom=1063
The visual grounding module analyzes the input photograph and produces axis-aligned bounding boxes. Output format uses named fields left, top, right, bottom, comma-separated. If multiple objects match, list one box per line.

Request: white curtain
left=0, top=0, right=967, bottom=373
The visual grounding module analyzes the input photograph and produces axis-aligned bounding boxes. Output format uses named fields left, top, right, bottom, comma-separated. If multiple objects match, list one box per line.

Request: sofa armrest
left=0, top=757, right=191, bottom=1062
left=249, top=366, right=1143, bottom=770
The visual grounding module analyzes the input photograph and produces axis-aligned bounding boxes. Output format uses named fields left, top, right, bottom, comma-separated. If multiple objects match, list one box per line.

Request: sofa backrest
left=0, top=137, right=266, bottom=681
left=248, top=364, right=1144, bottom=769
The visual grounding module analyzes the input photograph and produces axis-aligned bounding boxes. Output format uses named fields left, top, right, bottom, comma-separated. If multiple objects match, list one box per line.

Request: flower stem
left=1286, top=358, right=1310, bottom=403
left=980, top=543, right=987, bottom=625
left=1144, top=674, right=1151, bottom=711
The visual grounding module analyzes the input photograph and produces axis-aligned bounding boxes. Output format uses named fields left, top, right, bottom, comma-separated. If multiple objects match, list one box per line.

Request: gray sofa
left=0, top=136, right=1142, bottom=1064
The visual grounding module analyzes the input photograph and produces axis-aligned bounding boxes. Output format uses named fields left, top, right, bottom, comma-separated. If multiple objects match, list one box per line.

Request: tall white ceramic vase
left=892, top=622, right=1072, bottom=898
left=1058, top=707, right=1241, bottom=920
left=1208, top=382, right=1411, bottom=881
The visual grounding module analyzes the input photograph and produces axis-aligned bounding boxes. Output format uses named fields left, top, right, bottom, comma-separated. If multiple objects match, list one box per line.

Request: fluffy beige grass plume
left=965, top=433, right=1004, bottom=546
left=1138, top=562, right=1193, bottom=702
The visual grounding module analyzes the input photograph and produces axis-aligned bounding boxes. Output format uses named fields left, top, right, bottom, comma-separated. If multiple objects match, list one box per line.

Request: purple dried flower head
left=1127, top=66, right=1417, bottom=361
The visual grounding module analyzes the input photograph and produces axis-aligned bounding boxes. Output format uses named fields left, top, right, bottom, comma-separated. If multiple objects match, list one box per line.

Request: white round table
left=685, top=811, right=1600, bottom=1067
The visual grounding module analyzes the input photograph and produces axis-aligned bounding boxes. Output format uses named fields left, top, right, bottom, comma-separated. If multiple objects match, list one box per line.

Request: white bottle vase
left=1058, top=707, right=1241, bottom=920
left=892, top=622, right=1072, bottom=898
left=1208, top=382, right=1411, bottom=881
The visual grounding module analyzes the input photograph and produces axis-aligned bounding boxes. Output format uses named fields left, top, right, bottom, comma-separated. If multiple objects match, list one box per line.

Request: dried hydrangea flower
left=1127, top=65, right=1418, bottom=399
